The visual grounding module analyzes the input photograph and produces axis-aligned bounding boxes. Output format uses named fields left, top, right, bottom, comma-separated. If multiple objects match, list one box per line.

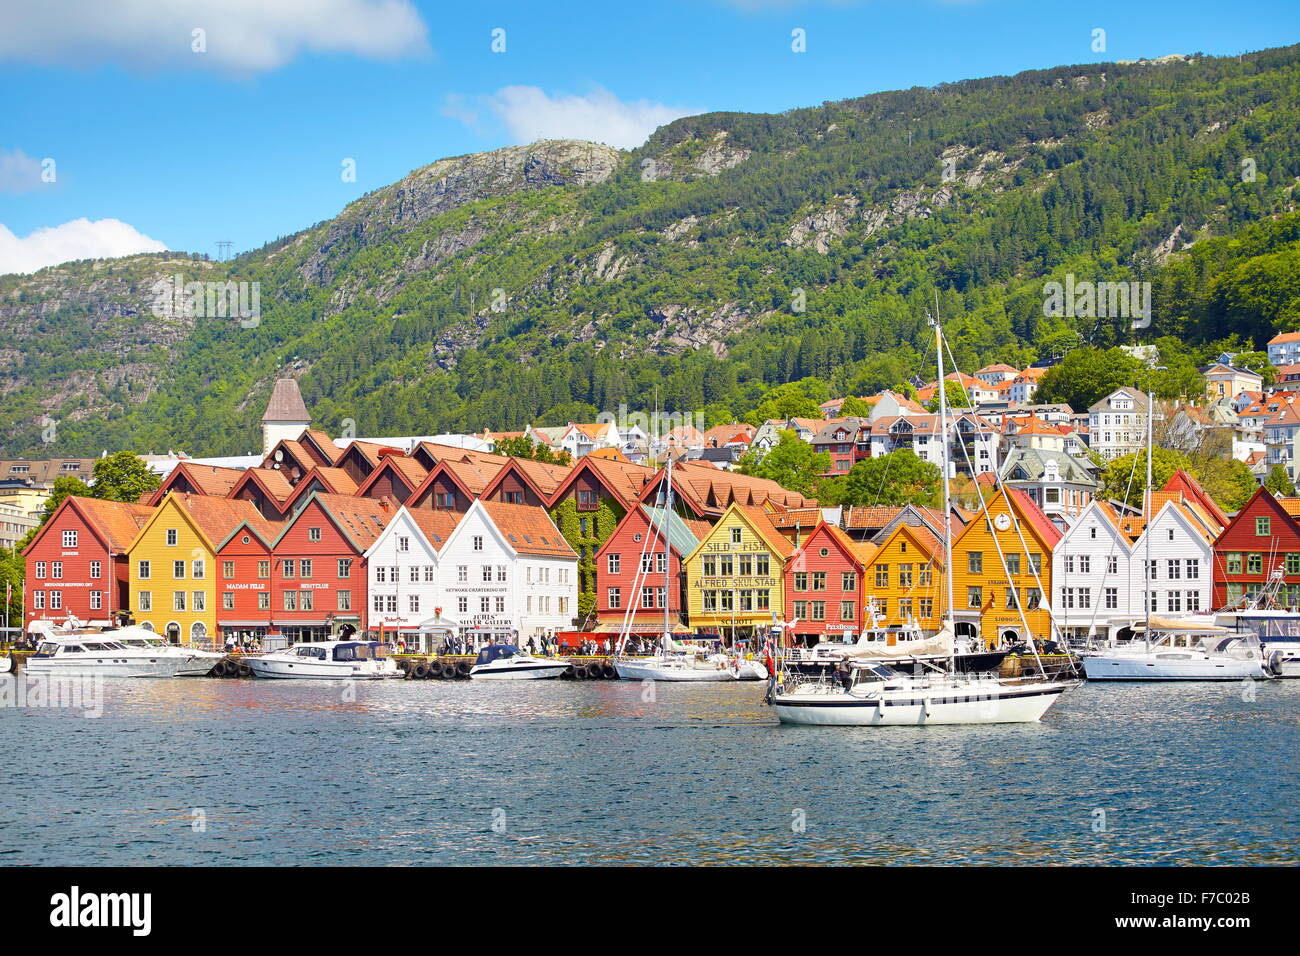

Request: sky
left=1, top=0, right=1298, bottom=274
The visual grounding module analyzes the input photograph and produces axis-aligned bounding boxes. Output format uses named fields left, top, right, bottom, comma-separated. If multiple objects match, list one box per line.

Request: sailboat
left=768, top=306, right=1079, bottom=725
left=1080, top=391, right=1275, bottom=682
left=611, top=459, right=768, bottom=682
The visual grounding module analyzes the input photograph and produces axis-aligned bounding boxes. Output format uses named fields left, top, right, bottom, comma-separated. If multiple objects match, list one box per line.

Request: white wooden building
left=1052, top=496, right=1220, bottom=643
left=437, top=499, right=577, bottom=648
left=363, top=507, right=460, bottom=651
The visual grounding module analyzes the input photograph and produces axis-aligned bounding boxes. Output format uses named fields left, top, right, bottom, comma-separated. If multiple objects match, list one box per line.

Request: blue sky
left=1, top=0, right=1297, bottom=273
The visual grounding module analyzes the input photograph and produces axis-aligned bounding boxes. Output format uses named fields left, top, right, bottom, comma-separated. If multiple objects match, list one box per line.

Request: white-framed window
left=473, top=535, right=483, bottom=552
left=62, top=530, right=77, bottom=548
left=166, top=529, right=178, bottom=546
left=90, top=590, right=102, bottom=610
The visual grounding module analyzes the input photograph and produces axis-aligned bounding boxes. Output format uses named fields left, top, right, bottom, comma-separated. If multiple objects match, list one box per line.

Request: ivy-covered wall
left=550, top=496, right=625, bottom=625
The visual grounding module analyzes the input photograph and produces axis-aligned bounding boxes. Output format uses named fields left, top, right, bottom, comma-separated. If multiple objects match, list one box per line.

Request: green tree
left=819, top=449, right=942, bottom=508
left=36, top=475, right=91, bottom=525
left=493, top=435, right=572, bottom=465
left=1035, top=347, right=1144, bottom=412
left=1098, top=448, right=1192, bottom=509
left=735, top=430, right=829, bottom=497
left=90, top=451, right=160, bottom=503
left=1265, top=464, right=1296, bottom=497
left=838, top=396, right=873, bottom=418
left=924, top=379, right=974, bottom=412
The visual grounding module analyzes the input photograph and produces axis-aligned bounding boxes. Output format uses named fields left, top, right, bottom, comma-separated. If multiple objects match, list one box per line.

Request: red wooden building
left=22, top=496, right=154, bottom=630
left=594, top=504, right=713, bottom=635
left=214, top=514, right=285, bottom=643
left=783, top=521, right=867, bottom=643
left=1212, top=486, right=1300, bottom=608
left=268, top=492, right=393, bottom=640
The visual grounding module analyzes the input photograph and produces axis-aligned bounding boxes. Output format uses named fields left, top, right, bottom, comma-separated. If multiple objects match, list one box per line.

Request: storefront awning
left=594, top=615, right=682, bottom=633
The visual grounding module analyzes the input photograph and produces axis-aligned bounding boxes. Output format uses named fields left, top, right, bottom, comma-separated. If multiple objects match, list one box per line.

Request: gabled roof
left=552, top=455, right=658, bottom=509
left=22, top=495, right=154, bottom=557
left=228, top=467, right=295, bottom=505
left=299, top=430, right=341, bottom=466
left=1162, top=468, right=1228, bottom=528
left=274, top=492, right=395, bottom=553
left=146, top=461, right=245, bottom=505
left=481, top=456, right=574, bottom=502
left=869, top=519, right=945, bottom=568
left=406, top=508, right=462, bottom=551
left=355, top=454, right=429, bottom=499
left=1268, top=330, right=1300, bottom=345
left=794, top=521, right=867, bottom=570
left=480, top=500, right=575, bottom=558
left=687, top=501, right=795, bottom=563
left=134, top=492, right=266, bottom=552
left=412, top=441, right=510, bottom=470
left=214, top=514, right=287, bottom=551
left=280, top=466, right=360, bottom=512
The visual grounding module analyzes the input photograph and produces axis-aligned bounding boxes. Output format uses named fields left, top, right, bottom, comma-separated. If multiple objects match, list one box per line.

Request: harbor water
left=2, top=677, right=1296, bottom=865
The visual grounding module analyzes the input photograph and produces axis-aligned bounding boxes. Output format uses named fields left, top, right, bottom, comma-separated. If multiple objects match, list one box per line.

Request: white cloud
left=0, top=149, right=49, bottom=194
left=0, top=0, right=429, bottom=73
left=0, top=219, right=168, bottom=276
left=477, top=86, right=696, bottom=150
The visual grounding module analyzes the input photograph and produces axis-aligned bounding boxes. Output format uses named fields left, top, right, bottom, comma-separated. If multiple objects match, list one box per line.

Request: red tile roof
left=481, top=501, right=575, bottom=558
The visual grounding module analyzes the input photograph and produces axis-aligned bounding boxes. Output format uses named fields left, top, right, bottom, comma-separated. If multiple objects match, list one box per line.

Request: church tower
left=261, top=378, right=311, bottom=455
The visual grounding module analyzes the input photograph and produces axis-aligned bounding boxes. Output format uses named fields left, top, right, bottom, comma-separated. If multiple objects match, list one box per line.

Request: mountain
left=3, top=45, right=1300, bottom=458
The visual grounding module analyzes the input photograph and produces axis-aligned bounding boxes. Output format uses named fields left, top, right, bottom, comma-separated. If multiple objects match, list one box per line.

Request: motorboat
left=1080, top=617, right=1273, bottom=681
left=1211, top=608, right=1300, bottom=678
left=109, top=626, right=226, bottom=676
left=246, top=640, right=402, bottom=680
left=783, top=609, right=1009, bottom=677
left=24, top=635, right=187, bottom=678
left=468, top=644, right=569, bottom=679
left=769, top=660, right=1075, bottom=726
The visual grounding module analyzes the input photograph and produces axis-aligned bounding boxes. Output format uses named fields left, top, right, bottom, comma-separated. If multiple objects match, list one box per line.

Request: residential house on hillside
left=866, top=411, right=999, bottom=476
left=1263, top=400, right=1300, bottom=481
left=1203, top=363, right=1263, bottom=400
left=999, top=448, right=1097, bottom=529
left=1267, top=330, right=1300, bottom=367
left=812, top=418, right=863, bottom=476
left=1087, top=387, right=1150, bottom=460
left=974, top=363, right=1019, bottom=386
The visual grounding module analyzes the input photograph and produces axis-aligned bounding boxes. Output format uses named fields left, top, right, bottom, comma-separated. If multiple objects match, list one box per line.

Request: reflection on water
left=1, top=678, right=1297, bottom=865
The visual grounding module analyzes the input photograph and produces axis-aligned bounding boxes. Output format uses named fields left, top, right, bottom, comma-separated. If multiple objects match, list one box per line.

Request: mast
left=931, top=303, right=956, bottom=634
left=1144, top=387, right=1153, bottom=653
left=663, top=459, right=673, bottom=639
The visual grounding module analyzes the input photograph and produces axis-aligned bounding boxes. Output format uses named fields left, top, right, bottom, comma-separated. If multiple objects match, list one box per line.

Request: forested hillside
left=2, top=45, right=1299, bottom=457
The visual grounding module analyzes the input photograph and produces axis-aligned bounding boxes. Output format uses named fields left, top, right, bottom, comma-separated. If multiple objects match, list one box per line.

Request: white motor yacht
left=770, top=660, right=1075, bottom=726
left=110, top=626, right=226, bottom=676
left=468, top=644, right=569, bottom=679
left=1081, top=617, right=1273, bottom=681
left=246, top=639, right=402, bottom=680
left=24, top=635, right=187, bottom=678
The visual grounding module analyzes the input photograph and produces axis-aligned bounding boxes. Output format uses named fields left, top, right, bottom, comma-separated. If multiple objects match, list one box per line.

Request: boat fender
left=456, top=662, right=472, bottom=679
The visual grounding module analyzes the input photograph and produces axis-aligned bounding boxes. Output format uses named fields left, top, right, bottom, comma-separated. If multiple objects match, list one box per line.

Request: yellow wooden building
left=949, top=487, right=1062, bottom=647
left=860, top=521, right=948, bottom=634
left=126, top=492, right=262, bottom=644
left=683, top=502, right=791, bottom=638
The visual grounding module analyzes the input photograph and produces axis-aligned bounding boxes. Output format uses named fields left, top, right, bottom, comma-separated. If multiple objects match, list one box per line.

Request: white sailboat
left=1081, top=389, right=1275, bottom=681
left=769, top=304, right=1078, bottom=725
left=611, top=459, right=768, bottom=682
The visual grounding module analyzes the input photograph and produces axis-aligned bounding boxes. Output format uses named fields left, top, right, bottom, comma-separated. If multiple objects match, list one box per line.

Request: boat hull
left=469, top=662, right=568, bottom=680
left=245, top=658, right=400, bottom=680
left=1081, top=655, right=1267, bottom=681
left=772, top=681, right=1071, bottom=726
left=614, top=658, right=768, bottom=681
left=23, top=657, right=183, bottom=679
